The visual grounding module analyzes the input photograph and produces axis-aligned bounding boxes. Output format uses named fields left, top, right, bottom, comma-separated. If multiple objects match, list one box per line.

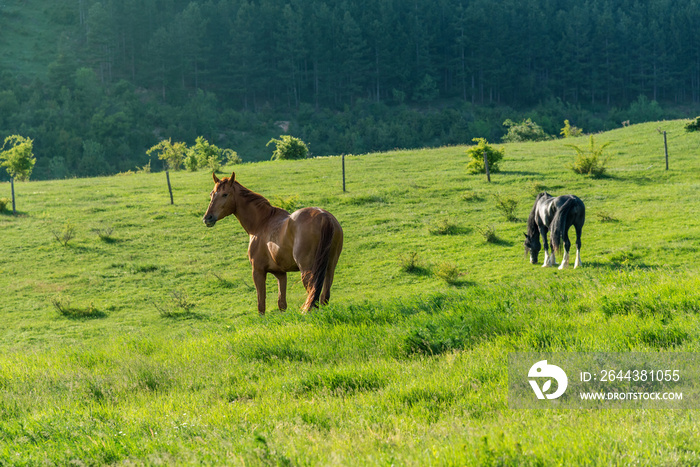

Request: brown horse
left=203, top=172, right=343, bottom=314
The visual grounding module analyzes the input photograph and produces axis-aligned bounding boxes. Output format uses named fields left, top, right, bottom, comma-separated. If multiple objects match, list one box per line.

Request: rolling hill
left=1, top=120, right=699, bottom=464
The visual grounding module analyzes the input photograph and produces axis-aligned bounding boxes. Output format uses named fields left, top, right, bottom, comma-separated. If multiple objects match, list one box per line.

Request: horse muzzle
left=203, top=214, right=218, bottom=227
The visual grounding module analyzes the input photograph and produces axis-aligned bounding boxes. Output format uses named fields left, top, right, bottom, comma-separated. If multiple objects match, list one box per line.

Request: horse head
left=523, top=233, right=541, bottom=264
left=203, top=172, right=237, bottom=227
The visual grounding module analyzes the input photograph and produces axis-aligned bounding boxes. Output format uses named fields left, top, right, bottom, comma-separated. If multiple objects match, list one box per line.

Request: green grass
left=1, top=121, right=700, bottom=464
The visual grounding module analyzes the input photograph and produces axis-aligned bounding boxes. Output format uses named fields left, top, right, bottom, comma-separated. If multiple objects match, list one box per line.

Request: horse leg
left=574, top=224, right=583, bottom=268
left=252, top=269, right=267, bottom=315
left=320, top=262, right=337, bottom=306
left=273, top=272, right=287, bottom=311
left=300, top=269, right=315, bottom=312
left=558, top=229, right=572, bottom=270
left=541, top=228, right=553, bottom=267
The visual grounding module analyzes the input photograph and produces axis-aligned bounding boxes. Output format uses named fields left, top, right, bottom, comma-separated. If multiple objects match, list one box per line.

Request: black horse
left=524, top=192, right=585, bottom=269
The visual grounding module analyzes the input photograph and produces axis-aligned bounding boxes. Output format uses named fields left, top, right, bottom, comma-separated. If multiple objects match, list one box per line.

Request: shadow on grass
left=402, top=265, right=432, bottom=277
left=97, top=236, right=123, bottom=245
left=52, top=299, right=107, bottom=320
left=489, top=237, right=515, bottom=247
left=583, top=260, right=657, bottom=271
left=446, top=279, right=476, bottom=288
left=0, top=210, right=26, bottom=217
left=498, top=170, right=540, bottom=176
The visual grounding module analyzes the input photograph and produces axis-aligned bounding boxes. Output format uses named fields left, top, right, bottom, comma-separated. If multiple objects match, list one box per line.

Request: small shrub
left=567, top=135, right=611, bottom=177
left=434, top=262, right=462, bottom=285
left=91, top=226, right=114, bottom=241
left=429, top=218, right=460, bottom=235
left=460, top=191, right=484, bottom=202
left=51, top=296, right=105, bottom=319
left=399, top=251, right=429, bottom=275
left=0, top=198, right=9, bottom=212
left=210, top=272, right=236, bottom=289
left=267, top=135, right=309, bottom=160
left=51, top=223, right=76, bottom=247
left=560, top=119, right=583, bottom=138
left=154, top=290, right=197, bottom=318
left=502, top=118, right=552, bottom=142
left=596, top=211, right=619, bottom=223
left=494, top=194, right=519, bottom=222
left=684, top=117, right=700, bottom=132
left=465, top=138, right=504, bottom=174
left=131, top=264, right=159, bottom=273
left=476, top=225, right=498, bottom=243
left=136, top=160, right=151, bottom=173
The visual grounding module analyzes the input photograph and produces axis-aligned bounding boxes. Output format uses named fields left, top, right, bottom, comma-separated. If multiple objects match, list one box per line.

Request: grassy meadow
left=1, top=120, right=700, bottom=465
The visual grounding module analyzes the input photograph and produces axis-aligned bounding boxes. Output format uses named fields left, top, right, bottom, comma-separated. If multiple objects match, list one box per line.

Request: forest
left=1, top=0, right=699, bottom=179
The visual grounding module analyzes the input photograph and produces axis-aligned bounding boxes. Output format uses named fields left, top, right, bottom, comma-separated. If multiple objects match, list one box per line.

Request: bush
left=494, top=194, right=519, bottom=222
left=684, top=117, right=700, bottom=132
left=567, top=135, right=611, bottom=177
left=476, top=225, right=498, bottom=243
left=429, top=218, right=461, bottom=236
left=268, top=135, right=309, bottom=160
left=434, top=262, right=462, bottom=285
left=154, top=290, right=198, bottom=318
left=1, top=135, right=35, bottom=181
left=51, top=223, right=77, bottom=247
left=222, top=148, right=242, bottom=165
left=147, top=139, right=188, bottom=171
left=465, top=138, right=504, bottom=174
left=560, top=119, right=583, bottom=138
left=0, top=198, right=9, bottom=212
left=51, top=296, right=105, bottom=319
left=399, top=251, right=429, bottom=275
left=188, top=136, right=225, bottom=172
left=502, top=118, right=551, bottom=142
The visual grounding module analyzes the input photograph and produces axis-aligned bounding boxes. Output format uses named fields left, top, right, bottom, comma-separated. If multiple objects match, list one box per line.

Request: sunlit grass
left=1, top=121, right=699, bottom=464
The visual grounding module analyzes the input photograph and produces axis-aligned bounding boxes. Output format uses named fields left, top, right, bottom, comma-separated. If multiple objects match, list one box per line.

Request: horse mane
left=234, top=181, right=289, bottom=220
left=235, top=182, right=273, bottom=209
left=526, top=192, right=549, bottom=236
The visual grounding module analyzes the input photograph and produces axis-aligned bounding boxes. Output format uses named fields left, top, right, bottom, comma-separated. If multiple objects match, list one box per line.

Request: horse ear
left=230, top=171, right=236, bottom=183
left=212, top=172, right=221, bottom=184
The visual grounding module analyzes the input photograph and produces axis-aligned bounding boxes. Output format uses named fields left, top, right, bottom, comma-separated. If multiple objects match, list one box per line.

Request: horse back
left=288, top=207, right=343, bottom=270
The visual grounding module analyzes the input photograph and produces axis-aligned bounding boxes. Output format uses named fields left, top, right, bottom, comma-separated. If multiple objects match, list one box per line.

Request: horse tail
left=551, top=197, right=578, bottom=253
left=302, top=215, right=335, bottom=310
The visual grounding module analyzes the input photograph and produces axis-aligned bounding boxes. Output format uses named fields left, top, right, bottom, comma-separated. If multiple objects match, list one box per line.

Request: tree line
left=69, top=0, right=700, bottom=108
left=0, top=0, right=698, bottom=179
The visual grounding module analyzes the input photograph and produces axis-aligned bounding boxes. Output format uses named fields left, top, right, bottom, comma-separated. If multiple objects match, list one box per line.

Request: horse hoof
left=558, top=263, right=569, bottom=270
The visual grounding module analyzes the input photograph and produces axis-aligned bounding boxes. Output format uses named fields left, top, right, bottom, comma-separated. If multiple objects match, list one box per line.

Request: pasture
left=1, top=120, right=699, bottom=465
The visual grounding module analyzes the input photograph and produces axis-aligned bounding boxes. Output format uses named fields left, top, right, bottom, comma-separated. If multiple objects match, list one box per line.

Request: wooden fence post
left=483, top=150, right=491, bottom=182
left=663, top=131, right=669, bottom=170
left=342, top=154, right=346, bottom=192
left=166, top=170, right=174, bottom=205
